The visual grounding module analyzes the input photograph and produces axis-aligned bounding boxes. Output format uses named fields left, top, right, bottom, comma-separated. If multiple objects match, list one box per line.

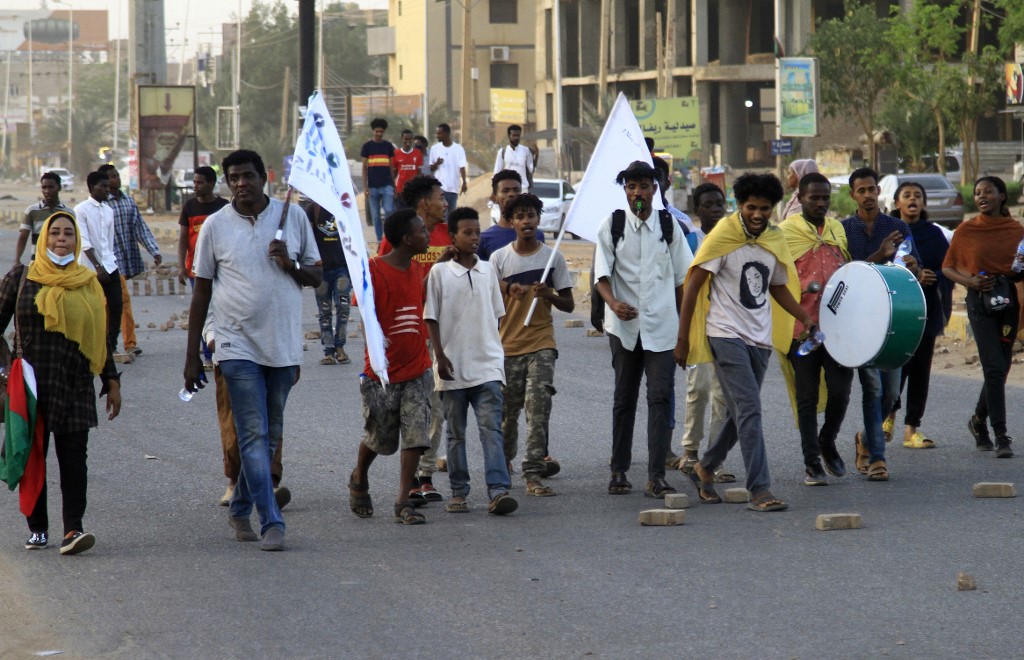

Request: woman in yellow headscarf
left=0, top=211, right=120, bottom=556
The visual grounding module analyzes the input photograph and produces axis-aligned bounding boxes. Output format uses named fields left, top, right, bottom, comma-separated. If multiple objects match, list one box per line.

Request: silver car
left=530, top=178, right=576, bottom=233
left=878, top=173, right=964, bottom=228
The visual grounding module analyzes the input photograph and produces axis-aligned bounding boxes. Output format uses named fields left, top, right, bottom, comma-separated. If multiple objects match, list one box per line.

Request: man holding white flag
left=288, top=91, right=389, bottom=383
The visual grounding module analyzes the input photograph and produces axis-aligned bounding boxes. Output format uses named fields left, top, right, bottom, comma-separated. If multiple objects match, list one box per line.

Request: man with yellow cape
left=778, top=172, right=853, bottom=486
left=674, top=173, right=814, bottom=512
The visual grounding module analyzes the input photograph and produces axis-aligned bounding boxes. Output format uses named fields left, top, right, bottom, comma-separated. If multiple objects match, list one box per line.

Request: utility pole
left=554, top=0, right=564, bottom=178
left=1, top=51, right=10, bottom=168
left=597, top=0, right=610, bottom=115
left=459, top=0, right=472, bottom=144
left=113, top=0, right=121, bottom=154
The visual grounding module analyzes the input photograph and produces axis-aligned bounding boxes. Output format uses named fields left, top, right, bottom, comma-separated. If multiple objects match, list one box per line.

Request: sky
left=5, top=0, right=386, bottom=59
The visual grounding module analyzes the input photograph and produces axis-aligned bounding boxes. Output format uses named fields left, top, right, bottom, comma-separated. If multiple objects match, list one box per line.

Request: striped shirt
left=108, top=190, right=160, bottom=278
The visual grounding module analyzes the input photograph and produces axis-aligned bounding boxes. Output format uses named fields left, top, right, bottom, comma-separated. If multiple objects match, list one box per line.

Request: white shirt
left=75, top=196, right=118, bottom=273
left=424, top=256, right=506, bottom=390
left=593, top=208, right=693, bottom=352
left=493, top=144, right=534, bottom=192
left=703, top=243, right=788, bottom=348
left=428, top=141, right=468, bottom=194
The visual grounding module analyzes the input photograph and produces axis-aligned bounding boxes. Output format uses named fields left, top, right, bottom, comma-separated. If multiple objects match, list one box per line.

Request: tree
left=807, top=2, right=900, bottom=167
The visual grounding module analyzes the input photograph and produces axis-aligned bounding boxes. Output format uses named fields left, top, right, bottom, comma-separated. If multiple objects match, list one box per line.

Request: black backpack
left=590, top=209, right=679, bottom=332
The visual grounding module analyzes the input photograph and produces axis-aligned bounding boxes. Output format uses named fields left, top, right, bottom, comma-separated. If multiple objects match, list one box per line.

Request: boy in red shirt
left=349, top=209, right=434, bottom=525
left=393, top=129, right=423, bottom=209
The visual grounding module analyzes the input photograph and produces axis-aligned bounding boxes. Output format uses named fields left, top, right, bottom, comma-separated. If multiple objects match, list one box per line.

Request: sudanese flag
left=1, top=358, right=45, bottom=516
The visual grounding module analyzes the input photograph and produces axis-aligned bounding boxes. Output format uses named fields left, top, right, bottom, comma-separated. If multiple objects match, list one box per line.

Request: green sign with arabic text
left=630, top=97, right=702, bottom=163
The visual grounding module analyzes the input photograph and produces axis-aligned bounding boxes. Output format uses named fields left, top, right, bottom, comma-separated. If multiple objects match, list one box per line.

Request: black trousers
left=27, top=429, right=90, bottom=535
left=966, top=287, right=1019, bottom=435
left=786, top=339, right=853, bottom=467
left=894, top=333, right=937, bottom=428
left=98, top=269, right=123, bottom=358
left=608, top=334, right=675, bottom=481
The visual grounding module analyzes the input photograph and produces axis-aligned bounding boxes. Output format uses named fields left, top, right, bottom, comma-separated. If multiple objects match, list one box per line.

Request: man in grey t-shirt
left=183, top=150, right=322, bottom=552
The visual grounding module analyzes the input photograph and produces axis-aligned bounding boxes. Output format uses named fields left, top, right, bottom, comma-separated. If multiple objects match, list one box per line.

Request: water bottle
left=1012, top=238, right=1024, bottom=274
left=797, top=329, right=826, bottom=356
left=179, top=372, right=207, bottom=402
left=893, top=238, right=913, bottom=268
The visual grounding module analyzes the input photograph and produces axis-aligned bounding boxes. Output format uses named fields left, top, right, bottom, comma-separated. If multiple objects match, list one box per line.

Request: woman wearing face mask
left=0, top=211, right=121, bottom=555
left=942, top=177, right=1024, bottom=458
left=886, top=182, right=952, bottom=449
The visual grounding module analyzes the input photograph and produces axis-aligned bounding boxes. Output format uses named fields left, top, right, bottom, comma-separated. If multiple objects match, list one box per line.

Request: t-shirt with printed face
left=360, top=139, right=396, bottom=189
left=377, top=222, right=452, bottom=275
left=363, top=257, right=432, bottom=384
left=702, top=243, right=788, bottom=348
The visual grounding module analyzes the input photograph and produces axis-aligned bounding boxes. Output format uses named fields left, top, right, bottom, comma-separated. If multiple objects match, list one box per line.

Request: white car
left=530, top=178, right=576, bottom=233
left=42, top=167, right=75, bottom=191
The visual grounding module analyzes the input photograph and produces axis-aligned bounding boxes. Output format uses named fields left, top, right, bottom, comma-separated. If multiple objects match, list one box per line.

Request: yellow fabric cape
left=27, top=212, right=108, bottom=375
left=774, top=213, right=851, bottom=424
left=685, top=211, right=799, bottom=365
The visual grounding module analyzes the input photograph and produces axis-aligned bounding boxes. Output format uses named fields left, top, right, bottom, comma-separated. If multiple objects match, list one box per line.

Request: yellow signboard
left=630, top=97, right=701, bottom=163
left=137, top=85, right=195, bottom=190
left=490, top=88, right=528, bottom=124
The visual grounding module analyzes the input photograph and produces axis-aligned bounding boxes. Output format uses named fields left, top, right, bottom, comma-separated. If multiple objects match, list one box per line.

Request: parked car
left=877, top=173, right=965, bottom=228
left=918, top=151, right=962, bottom=185
left=42, top=167, right=74, bottom=191
left=530, top=178, right=576, bottom=233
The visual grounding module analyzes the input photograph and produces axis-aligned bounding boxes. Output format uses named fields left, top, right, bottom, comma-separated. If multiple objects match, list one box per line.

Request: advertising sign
left=629, top=97, right=701, bottom=163
left=137, top=85, right=195, bottom=190
left=490, top=88, right=528, bottom=124
left=780, top=57, right=819, bottom=137
left=1006, top=63, right=1023, bottom=106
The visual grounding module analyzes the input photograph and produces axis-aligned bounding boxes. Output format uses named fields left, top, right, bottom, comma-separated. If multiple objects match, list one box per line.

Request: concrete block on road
left=664, top=493, right=690, bottom=509
left=564, top=319, right=584, bottom=328
left=815, top=513, right=863, bottom=531
left=586, top=329, right=604, bottom=337
left=724, top=488, right=750, bottom=503
left=972, top=482, right=1016, bottom=498
left=639, top=509, right=685, bottom=526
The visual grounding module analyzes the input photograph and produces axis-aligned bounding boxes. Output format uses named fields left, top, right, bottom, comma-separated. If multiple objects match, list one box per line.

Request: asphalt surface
left=1, top=226, right=1023, bottom=659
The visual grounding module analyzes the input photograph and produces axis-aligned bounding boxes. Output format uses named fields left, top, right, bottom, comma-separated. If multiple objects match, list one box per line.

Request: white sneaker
left=219, top=484, right=234, bottom=506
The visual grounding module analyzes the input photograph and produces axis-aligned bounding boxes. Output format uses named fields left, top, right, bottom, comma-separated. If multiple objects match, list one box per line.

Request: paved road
left=1, top=227, right=1023, bottom=658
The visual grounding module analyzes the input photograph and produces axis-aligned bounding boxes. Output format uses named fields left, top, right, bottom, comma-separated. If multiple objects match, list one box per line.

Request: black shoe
left=542, top=456, right=561, bottom=478
left=59, top=531, right=95, bottom=556
left=821, top=452, right=846, bottom=478
left=644, top=478, right=677, bottom=498
left=607, top=472, right=631, bottom=494
left=803, top=463, right=828, bottom=487
left=969, top=415, right=993, bottom=451
left=25, top=532, right=47, bottom=550
left=274, top=486, right=291, bottom=510
left=995, top=435, right=1014, bottom=458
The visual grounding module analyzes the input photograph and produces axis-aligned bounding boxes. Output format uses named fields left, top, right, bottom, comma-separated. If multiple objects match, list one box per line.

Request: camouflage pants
left=416, top=342, right=446, bottom=478
left=502, top=349, right=557, bottom=479
left=315, top=267, right=351, bottom=355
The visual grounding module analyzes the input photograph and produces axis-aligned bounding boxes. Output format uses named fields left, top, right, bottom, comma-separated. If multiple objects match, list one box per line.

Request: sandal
left=747, top=492, right=789, bottom=512
left=903, top=431, right=936, bottom=449
left=348, top=472, right=373, bottom=518
left=678, top=452, right=699, bottom=475
left=445, top=499, right=469, bottom=513
left=854, top=432, right=870, bottom=475
left=644, top=478, right=677, bottom=498
left=393, top=501, right=426, bottom=524
left=714, top=467, right=736, bottom=483
left=607, top=472, right=632, bottom=495
left=686, top=464, right=721, bottom=504
left=867, top=460, right=889, bottom=482
left=320, top=355, right=337, bottom=365
left=665, top=455, right=683, bottom=470
left=525, top=481, right=556, bottom=497
left=542, top=456, right=561, bottom=478
left=882, top=416, right=894, bottom=442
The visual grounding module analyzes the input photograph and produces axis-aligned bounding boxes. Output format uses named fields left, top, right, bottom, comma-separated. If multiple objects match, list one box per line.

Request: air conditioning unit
left=490, top=46, right=510, bottom=62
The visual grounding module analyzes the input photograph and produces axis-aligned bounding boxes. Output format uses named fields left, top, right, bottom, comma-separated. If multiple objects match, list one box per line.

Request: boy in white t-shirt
left=490, top=194, right=575, bottom=496
left=425, top=207, right=518, bottom=515
left=675, top=173, right=813, bottom=513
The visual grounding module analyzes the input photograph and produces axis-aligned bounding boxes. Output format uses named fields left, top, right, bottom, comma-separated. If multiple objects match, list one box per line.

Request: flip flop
left=686, top=466, right=721, bottom=504
left=525, top=481, right=556, bottom=497
left=445, top=500, right=470, bottom=513
left=903, top=431, right=936, bottom=449
left=747, top=492, right=789, bottom=512
left=348, top=472, right=373, bottom=518
left=393, top=501, right=426, bottom=524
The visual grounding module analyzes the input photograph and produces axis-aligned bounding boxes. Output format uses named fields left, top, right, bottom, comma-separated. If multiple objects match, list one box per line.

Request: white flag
left=562, top=93, right=662, bottom=244
left=289, top=91, right=389, bottom=383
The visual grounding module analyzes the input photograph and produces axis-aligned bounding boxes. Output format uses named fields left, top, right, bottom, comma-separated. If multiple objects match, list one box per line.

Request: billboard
left=779, top=58, right=819, bottom=137
left=490, top=88, right=528, bottom=124
left=1006, top=63, right=1023, bottom=106
left=138, top=86, right=195, bottom=190
left=630, top=97, right=702, bottom=163
left=0, top=10, right=109, bottom=53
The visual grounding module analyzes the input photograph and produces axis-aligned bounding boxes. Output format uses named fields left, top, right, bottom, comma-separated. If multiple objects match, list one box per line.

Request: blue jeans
left=442, top=381, right=510, bottom=500
left=858, top=367, right=899, bottom=463
left=703, top=338, right=772, bottom=497
left=218, top=360, right=296, bottom=535
left=443, top=191, right=458, bottom=220
left=189, top=277, right=212, bottom=362
left=368, top=185, right=395, bottom=242
left=315, top=267, right=351, bottom=355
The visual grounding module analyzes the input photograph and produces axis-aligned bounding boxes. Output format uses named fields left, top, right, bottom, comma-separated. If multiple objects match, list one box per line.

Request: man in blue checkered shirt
left=99, top=164, right=162, bottom=359
left=840, top=167, right=923, bottom=482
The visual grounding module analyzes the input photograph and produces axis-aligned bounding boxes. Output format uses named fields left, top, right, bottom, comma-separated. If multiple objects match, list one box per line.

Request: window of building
left=489, top=0, right=517, bottom=24
left=399, top=64, right=403, bottom=80
left=490, top=62, right=518, bottom=88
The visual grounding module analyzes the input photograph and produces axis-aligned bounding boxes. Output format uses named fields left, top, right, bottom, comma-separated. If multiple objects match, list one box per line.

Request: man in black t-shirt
left=177, top=166, right=229, bottom=287
left=360, top=118, right=396, bottom=243
left=305, top=201, right=352, bottom=366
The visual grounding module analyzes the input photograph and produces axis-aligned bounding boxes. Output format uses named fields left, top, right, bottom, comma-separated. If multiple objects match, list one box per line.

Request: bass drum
left=818, top=262, right=926, bottom=370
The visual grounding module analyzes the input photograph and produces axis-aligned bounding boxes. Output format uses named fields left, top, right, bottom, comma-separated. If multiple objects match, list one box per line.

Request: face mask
left=47, top=249, right=76, bottom=266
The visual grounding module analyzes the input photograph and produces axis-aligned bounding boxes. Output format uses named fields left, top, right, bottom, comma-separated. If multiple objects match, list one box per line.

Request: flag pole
left=275, top=186, right=294, bottom=240
left=522, top=223, right=568, bottom=326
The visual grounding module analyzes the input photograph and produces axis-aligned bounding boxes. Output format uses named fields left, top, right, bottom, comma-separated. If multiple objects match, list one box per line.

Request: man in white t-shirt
left=675, top=173, right=813, bottom=514
left=492, top=124, right=535, bottom=193
left=428, top=122, right=468, bottom=218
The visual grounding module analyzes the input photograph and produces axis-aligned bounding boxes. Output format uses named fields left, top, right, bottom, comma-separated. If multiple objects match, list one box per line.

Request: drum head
left=819, top=263, right=891, bottom=368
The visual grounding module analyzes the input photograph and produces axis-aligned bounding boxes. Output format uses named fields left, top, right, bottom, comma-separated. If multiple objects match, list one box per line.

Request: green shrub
left=827, top=186, right=859, bottom=219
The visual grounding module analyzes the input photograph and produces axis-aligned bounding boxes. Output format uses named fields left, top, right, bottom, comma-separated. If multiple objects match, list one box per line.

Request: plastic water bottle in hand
left=179, top=371, right=207, bottom=402
left=1012, top=238, right=1024, bottom=274
left=797, top=328, right=826, bottom=356
left=893, top=238, right=913, bottom=268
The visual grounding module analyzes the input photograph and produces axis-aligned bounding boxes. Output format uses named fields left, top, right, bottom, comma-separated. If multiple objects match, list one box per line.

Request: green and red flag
left=2, top=358, right=46, bottom=515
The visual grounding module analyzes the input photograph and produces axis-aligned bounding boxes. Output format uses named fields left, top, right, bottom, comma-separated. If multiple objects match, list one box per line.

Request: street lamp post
left=54, top=1, right=74, bottom=169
